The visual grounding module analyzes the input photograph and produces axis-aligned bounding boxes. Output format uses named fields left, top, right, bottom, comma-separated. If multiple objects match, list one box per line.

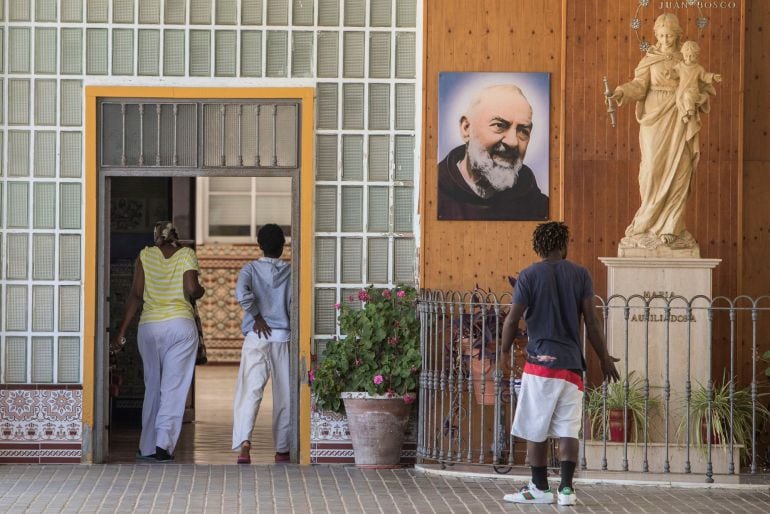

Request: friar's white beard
left=466, top=138, right=523, bottom=199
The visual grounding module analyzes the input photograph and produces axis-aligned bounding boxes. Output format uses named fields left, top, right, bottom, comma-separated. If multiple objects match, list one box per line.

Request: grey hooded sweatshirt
left=235, top=257, right=291, bottom=337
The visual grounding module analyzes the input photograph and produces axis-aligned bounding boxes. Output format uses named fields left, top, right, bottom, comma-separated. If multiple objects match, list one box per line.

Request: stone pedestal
left=599, top=258, right=721, bottom=446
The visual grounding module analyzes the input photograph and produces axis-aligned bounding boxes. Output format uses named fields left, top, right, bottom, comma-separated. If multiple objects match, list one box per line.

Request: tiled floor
left=1, top=464, right=769, bottom=513
left=109, top=365, right=277, bottom=465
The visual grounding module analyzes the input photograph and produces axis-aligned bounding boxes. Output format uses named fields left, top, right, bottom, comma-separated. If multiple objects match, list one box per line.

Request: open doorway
left=105, top=174, right=295, bottom=464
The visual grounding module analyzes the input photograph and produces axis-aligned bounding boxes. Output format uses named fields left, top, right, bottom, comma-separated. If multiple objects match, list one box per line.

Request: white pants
left=232, top=330, right=291, bottom=452
left=137, top=318, right=198, bottom=456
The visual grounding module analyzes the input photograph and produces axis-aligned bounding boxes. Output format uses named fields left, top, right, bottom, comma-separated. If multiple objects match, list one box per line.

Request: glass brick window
left=312, top=0, right=420, bottom=354
left=0, top=0, right=421, bottom=383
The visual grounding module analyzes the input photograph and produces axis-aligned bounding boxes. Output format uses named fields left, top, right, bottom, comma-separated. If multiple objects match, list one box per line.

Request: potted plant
left=311, top=286, right=421, bottom=467
left=677, top=376, right=770, bottom=460
left=447, top=281, right=523, bottom=405
left=585, top=372, right=659, bottom=443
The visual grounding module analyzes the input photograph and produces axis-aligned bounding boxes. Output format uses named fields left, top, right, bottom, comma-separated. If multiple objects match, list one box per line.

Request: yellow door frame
left=84, top=86, right=314, bottom=464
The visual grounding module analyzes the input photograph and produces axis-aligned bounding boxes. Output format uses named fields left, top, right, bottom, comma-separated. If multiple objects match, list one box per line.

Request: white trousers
left=137, top=318, right=198, bottom=456
left=232, top=330, right=290, bottom=452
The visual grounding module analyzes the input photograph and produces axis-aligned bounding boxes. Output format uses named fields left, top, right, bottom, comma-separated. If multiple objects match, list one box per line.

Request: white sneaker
left=503, top=481, right=554, bottom=504
left=557, top=487, right=577, bottom=506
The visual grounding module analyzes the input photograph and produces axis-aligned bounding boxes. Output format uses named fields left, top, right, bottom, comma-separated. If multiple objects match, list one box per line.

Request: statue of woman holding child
left=610, top=13, right=720, bottom=256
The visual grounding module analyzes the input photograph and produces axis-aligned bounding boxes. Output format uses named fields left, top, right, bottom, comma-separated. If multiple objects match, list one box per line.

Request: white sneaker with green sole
left=502, top=481, right=554, bottom=504
left=558, top=486, right=577, bottom=506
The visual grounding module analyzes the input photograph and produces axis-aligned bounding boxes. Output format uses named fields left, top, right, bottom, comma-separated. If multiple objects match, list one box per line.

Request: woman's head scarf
left=153, top=221, right=180, bottom=247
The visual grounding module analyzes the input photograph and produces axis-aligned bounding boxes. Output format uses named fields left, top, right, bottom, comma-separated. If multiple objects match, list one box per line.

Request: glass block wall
left=0, top=0, right=420, bottom=383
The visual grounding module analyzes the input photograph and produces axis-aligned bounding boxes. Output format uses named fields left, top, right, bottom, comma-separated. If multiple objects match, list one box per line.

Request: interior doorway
left=104, top=174, right=295, bottom=464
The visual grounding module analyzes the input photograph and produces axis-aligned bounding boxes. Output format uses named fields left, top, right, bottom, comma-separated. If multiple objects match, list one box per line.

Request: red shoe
left=274, top=451, right=290, bottom=463
left=237, top=455, right=251, bottom=464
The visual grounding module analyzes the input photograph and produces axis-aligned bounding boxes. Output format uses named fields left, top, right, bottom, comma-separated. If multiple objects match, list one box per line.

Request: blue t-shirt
left=513, top=259, right=593, bottom=371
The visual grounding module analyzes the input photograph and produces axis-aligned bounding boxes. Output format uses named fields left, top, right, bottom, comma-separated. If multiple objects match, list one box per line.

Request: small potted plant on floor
left=677, top=375, right=770, bottom=460
left=585, top=371, right=659, bottom=443
left=311, top=286, right=421, bottom=467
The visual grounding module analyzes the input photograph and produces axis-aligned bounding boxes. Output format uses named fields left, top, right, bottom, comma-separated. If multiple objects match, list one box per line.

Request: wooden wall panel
left=564, top=2, right=743, bottom=298
left=740, top=0, right=770, bottom=385
left=421, top=0, right=564, bottom=293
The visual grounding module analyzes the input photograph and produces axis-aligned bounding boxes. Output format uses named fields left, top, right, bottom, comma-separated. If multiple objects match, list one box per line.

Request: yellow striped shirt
left=138, top=246, right=199, bottom=325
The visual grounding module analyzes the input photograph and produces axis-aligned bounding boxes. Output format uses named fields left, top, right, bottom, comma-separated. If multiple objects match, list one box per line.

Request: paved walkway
left=1, top=464, right=769, bottom=513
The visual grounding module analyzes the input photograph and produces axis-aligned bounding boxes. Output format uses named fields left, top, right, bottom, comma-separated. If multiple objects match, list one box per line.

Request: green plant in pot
left=311, top=286, right=421, bottom=467
left=677, top=375, right=770, bottom=460
left=585, top=371, right=660, bottom=443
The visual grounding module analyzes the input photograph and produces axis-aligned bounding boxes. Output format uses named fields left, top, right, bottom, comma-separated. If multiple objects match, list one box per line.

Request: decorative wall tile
left=0, top=389, right=83, bottom=444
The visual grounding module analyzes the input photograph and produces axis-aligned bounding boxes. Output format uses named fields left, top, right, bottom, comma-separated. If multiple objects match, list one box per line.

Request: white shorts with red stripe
left=512, top=362, right=584, bottom=442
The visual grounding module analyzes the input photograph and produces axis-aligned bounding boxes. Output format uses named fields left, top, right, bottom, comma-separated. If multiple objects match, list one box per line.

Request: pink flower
left=355, top=358, right=362, bottom=367
left=386, top=389, right=396, bottom=398
left=358, top=290, right=370, bottom=302
left=335, top=303, right=341, bottom=310
left=373, top=374, right=384, bottom=385
left=403, top=394, right=415, bottom=405
left=397, top=290, right=406, bottom=298
left=308, top=369, right=315, bottom=383
left=382, top=289, right=392, bottom=299
left=387, top=336, right=399, bottom=346
left=410, top=366, right=418, bottom=374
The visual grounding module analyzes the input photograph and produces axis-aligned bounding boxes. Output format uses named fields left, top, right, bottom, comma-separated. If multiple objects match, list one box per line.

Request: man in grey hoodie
left=232, top=224, right=292, bottom=464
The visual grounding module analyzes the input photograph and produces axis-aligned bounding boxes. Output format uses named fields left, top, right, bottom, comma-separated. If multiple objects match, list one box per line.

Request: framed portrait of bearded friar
left=437, top=72, right=550, bottom=221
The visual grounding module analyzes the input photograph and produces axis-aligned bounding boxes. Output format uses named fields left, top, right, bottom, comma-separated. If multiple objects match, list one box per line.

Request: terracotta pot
left=608, top=409, right=633, bottom=442
left=341, top=392, right=412, bottom=468
left=471, top=353, right=513, bottom=406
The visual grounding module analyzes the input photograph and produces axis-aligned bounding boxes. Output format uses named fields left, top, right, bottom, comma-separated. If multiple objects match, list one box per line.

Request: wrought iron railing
left=417, top=290, right=770, bottom=482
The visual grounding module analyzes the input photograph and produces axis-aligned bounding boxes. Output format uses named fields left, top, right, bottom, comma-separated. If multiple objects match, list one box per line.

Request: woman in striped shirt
left=112, top=221, right=205, bottom=462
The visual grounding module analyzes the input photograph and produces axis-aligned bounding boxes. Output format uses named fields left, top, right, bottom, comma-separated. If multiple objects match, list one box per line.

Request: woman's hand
left=110, top=331, right=127, bottom=354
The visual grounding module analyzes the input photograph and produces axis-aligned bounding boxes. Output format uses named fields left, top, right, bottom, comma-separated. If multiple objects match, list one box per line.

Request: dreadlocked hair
left=532, top=221, right=569, bottom=258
